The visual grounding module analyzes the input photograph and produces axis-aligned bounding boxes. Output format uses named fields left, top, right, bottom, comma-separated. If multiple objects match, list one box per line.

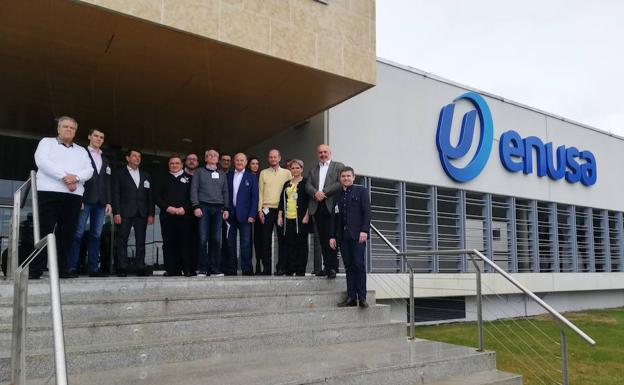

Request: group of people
left=31, top=116, right=371, bottom=307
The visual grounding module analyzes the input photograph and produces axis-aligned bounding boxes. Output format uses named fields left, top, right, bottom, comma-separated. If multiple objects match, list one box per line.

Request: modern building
left=324, top=59, right=624, bottom=322
left=2, top=1, right=622, bottom=324
left=0, top=0, right=375, bottom=263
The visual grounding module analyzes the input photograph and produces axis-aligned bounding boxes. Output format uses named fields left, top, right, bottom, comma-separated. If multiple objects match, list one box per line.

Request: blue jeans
left=340, top=232, right=367, bottom=301
left=198, top=204, right=223, bottom=274
left=68, top=203, right=106, bottom=273
left=226, top=216, right=252, bottom=274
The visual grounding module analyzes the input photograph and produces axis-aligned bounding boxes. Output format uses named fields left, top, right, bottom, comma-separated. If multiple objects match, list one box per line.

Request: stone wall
left=78, top=0, right=376, bottom=84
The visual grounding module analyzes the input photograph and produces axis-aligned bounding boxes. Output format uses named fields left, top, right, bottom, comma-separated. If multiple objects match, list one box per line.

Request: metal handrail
left=370, top=223, right=596, bottom=385
left=9, top=171, right=68, bottom=385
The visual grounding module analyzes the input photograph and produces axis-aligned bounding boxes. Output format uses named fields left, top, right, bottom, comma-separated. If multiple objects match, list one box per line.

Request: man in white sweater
left=33, top=116, right=93, bottom=279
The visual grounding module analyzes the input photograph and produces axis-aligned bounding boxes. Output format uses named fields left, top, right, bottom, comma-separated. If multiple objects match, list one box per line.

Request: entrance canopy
left=0, top=1, right=371, bottom=153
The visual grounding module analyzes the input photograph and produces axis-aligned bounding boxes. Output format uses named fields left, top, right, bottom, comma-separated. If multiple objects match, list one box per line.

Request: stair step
left=0, top=322, right=406, bottom=381
left=21, top=337, right=496, bottom=385
left=0, top=290, right=376, bottom=324
left=0, top=305, right=392, bottom=350
left=0, top=276, right=348, bottom=301
left=426, top=370, right=523, bottom=384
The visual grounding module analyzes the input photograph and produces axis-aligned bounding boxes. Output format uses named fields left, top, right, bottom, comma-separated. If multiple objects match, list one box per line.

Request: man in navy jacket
left=330, top=166, right=371, bottom=308
left=226, top=153, right=259, bottom=275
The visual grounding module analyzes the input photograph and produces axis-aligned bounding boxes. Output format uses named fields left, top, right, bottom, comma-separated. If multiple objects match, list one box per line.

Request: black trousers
left=284, top=219, right=308, bottom=275
left=189, top=217, right=199, bottom=273
left=253, top=217, right=263, bottom=274
left=116, top=215, right=147, bottom=273
left=313, top=204, right=338, bottom=272
left=161, top=215, right=192, bottom=275
left=220, top=220, right=230, bottom=273
left=260, top=208, right=284, bottom=274
left=34, top=191, right=82, bottom=277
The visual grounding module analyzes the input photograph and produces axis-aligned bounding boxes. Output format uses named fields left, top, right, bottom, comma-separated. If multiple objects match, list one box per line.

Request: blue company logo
left=436, top=92, right=494, bottom=182
left=436, top=93, right=597, bottom=186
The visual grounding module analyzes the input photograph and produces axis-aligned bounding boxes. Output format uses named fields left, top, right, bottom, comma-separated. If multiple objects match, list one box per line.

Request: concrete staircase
left=0, top=276, right=521, bottom=385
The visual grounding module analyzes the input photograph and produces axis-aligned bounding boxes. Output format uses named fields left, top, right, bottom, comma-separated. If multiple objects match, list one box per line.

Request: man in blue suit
left=330, top=166, right=371, bottom=308
left=226, top=153, right=259, bottom=275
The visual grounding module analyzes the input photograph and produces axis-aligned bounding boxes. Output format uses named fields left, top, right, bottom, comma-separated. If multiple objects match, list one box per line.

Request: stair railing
left=8, top=170, right=68, bottom=385
left=370, top=223, right=596, bottom=385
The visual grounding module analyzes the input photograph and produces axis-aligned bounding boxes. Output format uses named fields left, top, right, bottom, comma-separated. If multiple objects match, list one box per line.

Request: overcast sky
left=376, top=0, right=624, bottom=136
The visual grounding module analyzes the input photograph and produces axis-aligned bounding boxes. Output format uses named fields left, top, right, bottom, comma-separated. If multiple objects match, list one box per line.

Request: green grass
left=413, top=308, right=624, bottom=385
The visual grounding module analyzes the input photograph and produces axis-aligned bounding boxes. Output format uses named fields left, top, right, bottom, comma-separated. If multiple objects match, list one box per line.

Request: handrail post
left=470, top=253, right=485, bottom=352
left=30, top=170, right=40, bottom=243
left=47, top=234, right=69, bottom=385
left=10, top=267, right=28, bottom=384
left=8, top=189, right=22, bottom=280
left=560, top=327, right=569, bottom=385
left=409, top=268, right=415, bottom=339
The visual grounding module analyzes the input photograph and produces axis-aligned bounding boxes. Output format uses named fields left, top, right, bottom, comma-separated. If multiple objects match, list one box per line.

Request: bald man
left=305, top=144, right=345, bottom=279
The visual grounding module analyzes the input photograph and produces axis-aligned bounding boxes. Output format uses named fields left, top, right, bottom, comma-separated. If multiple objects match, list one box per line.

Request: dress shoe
left=337, top=297, right=357, bottom=307
left=315, top=270, right=327, bottom=277
left=60, top=271, right=78, bottom=279
left=28, top=273, right=41, bottom=280
left=326, top=269, right=337, bottom=279
left=136, top=269, right=153, bottom=277
left=242, top=271, right=254, bottom=276
left=358, top=300, right=369, bottom=309
left=89, top=271, right=108, bottom=278
left=295, top=272, right=306, bottom=277
left=116, top=272, right=127, bottom=277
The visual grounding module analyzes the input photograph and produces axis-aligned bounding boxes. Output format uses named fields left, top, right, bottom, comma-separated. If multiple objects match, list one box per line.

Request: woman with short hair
left=277, top=159, right=310, bottom=276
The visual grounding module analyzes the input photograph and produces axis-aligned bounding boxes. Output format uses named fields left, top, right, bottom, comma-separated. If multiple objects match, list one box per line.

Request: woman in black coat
left=277, top=159, right=310, bottom=276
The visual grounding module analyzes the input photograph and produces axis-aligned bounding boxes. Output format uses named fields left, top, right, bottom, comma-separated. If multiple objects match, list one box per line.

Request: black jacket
left=112, top=166, right=155, bottom=218
left=82, top=149, right=112, bottom=206
left=155, top=172, right=193, bottom=219
left=330, top=185, right=371, bottom=241
left=278, top=178, right=310, bottom=234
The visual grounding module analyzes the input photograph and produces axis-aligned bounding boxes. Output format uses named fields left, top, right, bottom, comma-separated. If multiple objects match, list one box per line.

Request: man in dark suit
left=305, top=144, right=345, bottom=278
left=184, top=153, right=200, bottom=275
left=155, top=154, right=193, bottom=276
left=112, top=148, right=155, bottom=276
left=68, top=129, right=112, bottom=277
left=330, top=166, right=371, bottom=308
left=226, top=153, right=259, bottom=275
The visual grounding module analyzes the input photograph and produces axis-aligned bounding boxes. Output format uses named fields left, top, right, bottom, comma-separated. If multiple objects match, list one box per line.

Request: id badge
left=292, top=193, right=298, bottom=200
left=334, top=205, right=339, bottom=214
left=262, top=207, right=270, bottom=215
left=144, top=180, right=150, bottom=189
left=105, top=166, right=111, bottom=175
left=211, top=172, right=219, bottom=179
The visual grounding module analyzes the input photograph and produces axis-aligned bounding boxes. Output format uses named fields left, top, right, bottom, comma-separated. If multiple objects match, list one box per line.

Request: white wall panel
left=329, top=60, right=624, bottom=211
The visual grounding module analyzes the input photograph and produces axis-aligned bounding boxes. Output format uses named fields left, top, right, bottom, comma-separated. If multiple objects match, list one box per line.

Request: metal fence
left=360, top=176, right=624, bottom=274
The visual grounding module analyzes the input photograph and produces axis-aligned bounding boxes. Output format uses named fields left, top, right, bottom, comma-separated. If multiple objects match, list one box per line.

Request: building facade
left=326, top=59, right=624, bottom=321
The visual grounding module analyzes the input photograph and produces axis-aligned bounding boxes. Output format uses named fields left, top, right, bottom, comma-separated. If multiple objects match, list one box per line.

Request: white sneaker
left=214, top=273, right=225, bottom=277
left=197, top=273, right=207, bottom=278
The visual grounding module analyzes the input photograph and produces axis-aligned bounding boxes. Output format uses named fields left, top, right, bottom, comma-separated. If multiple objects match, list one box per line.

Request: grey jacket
left=190, top=167, right=229, bottom=209
left=305, top=160, right=345, bottom=215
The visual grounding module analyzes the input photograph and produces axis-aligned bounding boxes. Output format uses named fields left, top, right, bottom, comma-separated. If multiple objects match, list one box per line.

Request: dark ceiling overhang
left=0, top=0, right=372, bottom=153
